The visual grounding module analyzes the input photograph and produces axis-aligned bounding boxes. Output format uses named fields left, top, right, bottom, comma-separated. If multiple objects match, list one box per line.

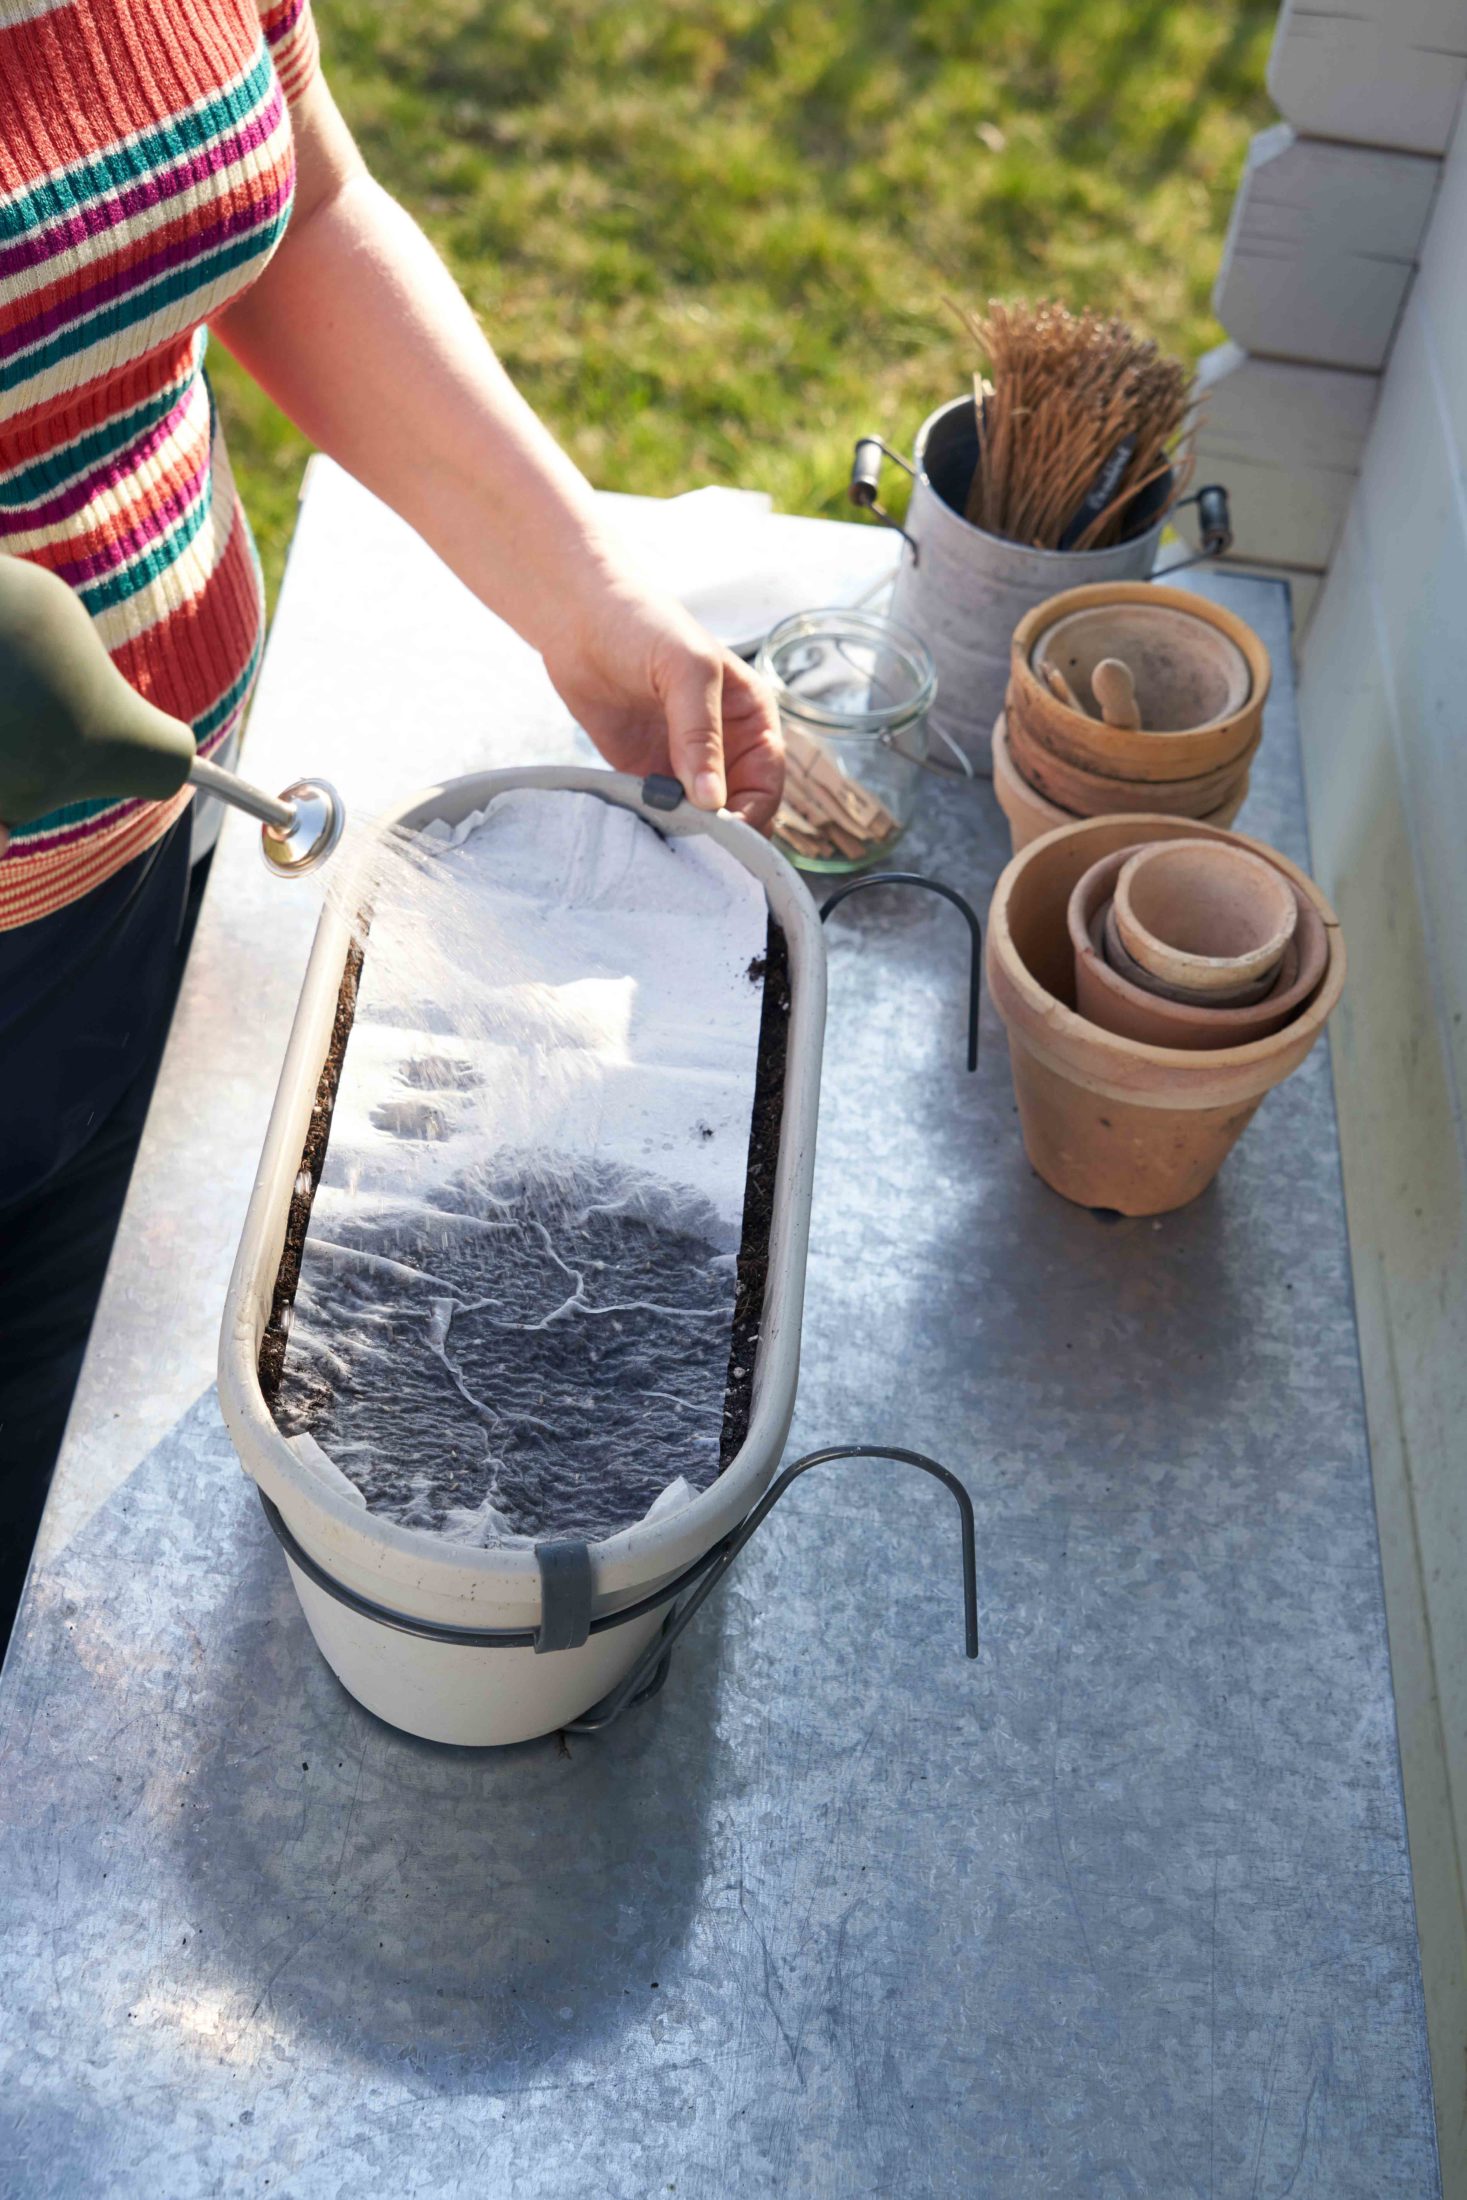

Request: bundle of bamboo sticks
left=955, top=300, right=1193, bottom=552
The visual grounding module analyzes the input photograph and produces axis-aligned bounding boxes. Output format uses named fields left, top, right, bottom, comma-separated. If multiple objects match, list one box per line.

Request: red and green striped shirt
left=0, top=0, right=318, bottom=928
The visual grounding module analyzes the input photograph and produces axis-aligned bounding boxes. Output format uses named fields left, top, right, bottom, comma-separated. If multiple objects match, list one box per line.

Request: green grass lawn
left=214, top=0, right=1278, bottom=609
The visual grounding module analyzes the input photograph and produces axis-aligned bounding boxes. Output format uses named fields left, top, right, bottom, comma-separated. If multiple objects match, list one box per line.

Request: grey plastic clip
left=641, top=774, right=684, bottom=812
left=534, top=1540, right=594, bottom=1653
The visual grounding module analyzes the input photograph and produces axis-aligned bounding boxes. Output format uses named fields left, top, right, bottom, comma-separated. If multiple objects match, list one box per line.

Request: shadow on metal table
left=0, top=535, right=1438, bottom=2199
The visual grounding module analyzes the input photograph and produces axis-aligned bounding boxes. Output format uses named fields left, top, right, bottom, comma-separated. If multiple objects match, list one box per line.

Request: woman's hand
left=539, top=578, right=784, bottom=831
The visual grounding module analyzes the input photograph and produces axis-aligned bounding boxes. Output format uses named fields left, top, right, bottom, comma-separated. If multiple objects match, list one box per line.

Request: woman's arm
left=212, top=78, right=782, bottom=826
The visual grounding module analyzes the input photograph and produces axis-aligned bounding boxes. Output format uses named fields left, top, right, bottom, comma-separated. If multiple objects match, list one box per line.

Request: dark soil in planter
left=259, top=919, right=788, bottom=1541
left=720, top=924, right=788, bottom=1466
left=258, top=939, right=363, bottom=1402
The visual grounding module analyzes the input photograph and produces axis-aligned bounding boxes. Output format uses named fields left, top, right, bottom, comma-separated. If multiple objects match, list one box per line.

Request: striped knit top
left=0, top=0, right=319, bottom=930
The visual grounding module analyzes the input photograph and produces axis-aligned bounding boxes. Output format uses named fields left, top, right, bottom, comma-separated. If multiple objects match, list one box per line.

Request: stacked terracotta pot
left=993, top=582, right=1270, bottom=855
left=985, top=814, right=1345, bottom=1215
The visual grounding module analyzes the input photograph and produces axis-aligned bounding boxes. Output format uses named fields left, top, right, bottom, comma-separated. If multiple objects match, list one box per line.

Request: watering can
left=847, top=395, right=1231, bottom=773
left=0, top=555, right=342, bottom=874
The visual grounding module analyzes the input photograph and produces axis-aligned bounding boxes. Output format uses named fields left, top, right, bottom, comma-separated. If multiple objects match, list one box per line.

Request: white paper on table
left=280, top=789, right=771, bottom=1546
left=315, top=787, right=767, bottom=1243
left=599, top=484, right=897, bottom=657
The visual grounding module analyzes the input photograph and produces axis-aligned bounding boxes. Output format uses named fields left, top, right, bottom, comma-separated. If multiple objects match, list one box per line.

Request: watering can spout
left=0, top=554, right=343, bottom=875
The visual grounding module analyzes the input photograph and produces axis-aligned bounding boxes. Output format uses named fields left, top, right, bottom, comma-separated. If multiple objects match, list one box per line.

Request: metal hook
left=1155, top=482, right=1233, bottom=576
left=566, top=1444, right=979, bottom=1732
left=848, top=438, right=921, bottom=562
left=819, top=871, right=981, bottom=1074
left=256, top=1443, right=978, bottom=1739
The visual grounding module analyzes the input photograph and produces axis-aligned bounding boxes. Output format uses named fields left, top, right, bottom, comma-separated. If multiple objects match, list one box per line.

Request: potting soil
left=268, top=789, right=770, bottom=1546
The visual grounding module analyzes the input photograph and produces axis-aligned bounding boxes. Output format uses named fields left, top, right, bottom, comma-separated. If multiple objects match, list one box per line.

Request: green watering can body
left=0, top=556, right=342, bottom=873
left=0, top=554, right=196, bottom=827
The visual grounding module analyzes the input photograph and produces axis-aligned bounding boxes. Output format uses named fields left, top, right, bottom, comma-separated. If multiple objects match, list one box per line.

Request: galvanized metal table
left=0, top=467, right=1439, bottom=2197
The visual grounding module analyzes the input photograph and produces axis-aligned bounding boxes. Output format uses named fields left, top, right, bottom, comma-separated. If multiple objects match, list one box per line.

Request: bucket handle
left=850, top=430, right=1231, bottom=580
left=1159, top=483, right=1233, bottom=574
left=848, top=437, right=920, bottom=562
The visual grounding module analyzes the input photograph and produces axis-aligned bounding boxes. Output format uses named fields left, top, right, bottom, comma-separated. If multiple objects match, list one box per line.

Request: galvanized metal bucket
left=854, top=396, right=1172, bottom=775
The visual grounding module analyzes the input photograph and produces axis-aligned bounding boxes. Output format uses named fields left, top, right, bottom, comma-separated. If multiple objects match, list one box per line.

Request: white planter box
left=219, top=767, right=827, bottom=1744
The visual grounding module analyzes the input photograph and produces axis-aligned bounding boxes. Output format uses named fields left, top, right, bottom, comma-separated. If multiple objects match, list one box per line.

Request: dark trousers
left=0, top=823, right=208, bottom=1648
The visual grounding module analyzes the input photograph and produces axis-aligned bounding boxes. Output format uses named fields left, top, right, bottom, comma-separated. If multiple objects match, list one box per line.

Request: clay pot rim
left=1113, top=838, right=1299, bottom=992
left=987, top=813, right=1344, bottom=1078
left=1069, top=854, right=1324, bottom=1044
left=992, top=709, right=1082, bottom=833
left=991, top=714, right=1249, bottom=849
left=1014, top=582, right=1274, bottom=728
left=1100, top=899, right=1287, bottom=1008
left=1004, top=691, right=1259, bottom=815
left=1009, top=583, right=1273, bottom=781
left=1030, top=598, right=1253, bottom=736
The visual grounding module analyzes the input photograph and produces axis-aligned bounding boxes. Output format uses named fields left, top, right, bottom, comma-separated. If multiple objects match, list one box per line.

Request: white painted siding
left=1269, top=0, right=1467, bottom=154
left=1187, top=343, right=1376, bottom=574
left=1296, top=82, right=1467, bottom=2196
left=1214, top=125, right=1438, bottom=372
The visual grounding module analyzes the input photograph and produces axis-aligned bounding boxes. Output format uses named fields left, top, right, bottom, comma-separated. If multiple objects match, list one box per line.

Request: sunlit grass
left=212, top=0, right=1277, bottom=607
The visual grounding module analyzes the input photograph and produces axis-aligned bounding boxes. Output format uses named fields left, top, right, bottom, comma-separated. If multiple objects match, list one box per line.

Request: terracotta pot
left=1009, top=584, right=1271, bottom=784
left=1113, top=838, right=1296, bottom=995
left=985, top=815, right=1344, bottom=1214
left=1004, top=690, right=1256, bottom=820
left=991, top=712, right=1247, bottom=857
left=1070, top=862, right=1325, bottom=1048
left=1069, top=844, right=1328, bottom=1045
left=1100, top=903, right=1281, bottom=1008
left=993, top=710, right=1079, bottom=851
left=1037, top=598, right=1251, bottom=729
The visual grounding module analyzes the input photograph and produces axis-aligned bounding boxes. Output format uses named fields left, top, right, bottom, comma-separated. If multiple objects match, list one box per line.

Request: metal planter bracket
left=255, top=1445, right=979, bottom=1738
left=535, top=1541, right=594, bottom=1653
left=819, top=871, right=981, bottom=1075
left=566, top=1445, right=979, bottom=1734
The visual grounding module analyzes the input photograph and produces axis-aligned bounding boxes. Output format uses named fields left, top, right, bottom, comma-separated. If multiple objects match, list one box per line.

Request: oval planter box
left=219, top=767, right=828, bottom=1746
left=1009, top=583, right=1271, bottom=784
left=984, top=814, right=1344, bottom=1215
left=992, top=711, right=1247, bottom=856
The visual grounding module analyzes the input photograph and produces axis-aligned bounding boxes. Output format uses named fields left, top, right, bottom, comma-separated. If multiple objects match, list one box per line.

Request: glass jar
left=756, top=608, right=937, bottom=875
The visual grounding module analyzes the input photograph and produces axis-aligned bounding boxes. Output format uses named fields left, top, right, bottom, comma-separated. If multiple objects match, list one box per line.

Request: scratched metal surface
left=0, top=498, right=1438, bottom=2196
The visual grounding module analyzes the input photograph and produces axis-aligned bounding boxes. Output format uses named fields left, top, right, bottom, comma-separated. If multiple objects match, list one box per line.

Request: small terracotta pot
left=1037, top=599, right=1251, bottom=728
left=992, top=712, right=1247, bottom=857
left=1112, top=838, right=1296, bottom=994
left=1071, top=877, right=1325, bottom=1049
left=1009, top=584, right=1271, bottom=784
left=1101, top=903, right=1281, bottom=1007
left=1069, top=844, right=1328, bottom=1046
left=985, top=815, right=1344, bottom=1213
left=1004, top=692, right=1256, bottom=820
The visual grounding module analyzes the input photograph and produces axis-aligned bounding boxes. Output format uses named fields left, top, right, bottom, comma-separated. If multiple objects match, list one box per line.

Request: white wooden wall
left=1194, top=3, right=1467, bottom=2180
left=1291, top=54, right=1467, bottom=2199
left=1178, top=0, right=1467, bottom=637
